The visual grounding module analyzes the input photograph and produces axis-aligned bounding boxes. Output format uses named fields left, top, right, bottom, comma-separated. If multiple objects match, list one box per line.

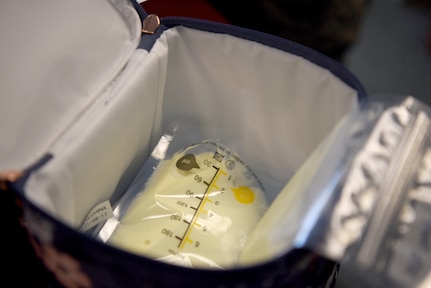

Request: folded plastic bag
left=239, top=96, right=431, bottom=288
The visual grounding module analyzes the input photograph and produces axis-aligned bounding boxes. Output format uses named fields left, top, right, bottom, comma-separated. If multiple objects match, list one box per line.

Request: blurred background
left=344, top=0, right=431, bottom=105
left=141, top=0, right=431, bottom=105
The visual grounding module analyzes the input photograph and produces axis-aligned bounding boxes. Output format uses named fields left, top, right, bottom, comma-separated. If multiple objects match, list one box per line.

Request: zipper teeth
left=135, top=0, right=367, bottom=100
left=358, top=111, right=430, bottom=267
left=159, top=16, right=367, bottom=101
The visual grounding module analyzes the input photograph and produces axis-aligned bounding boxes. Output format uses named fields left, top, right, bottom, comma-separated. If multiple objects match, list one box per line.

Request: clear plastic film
left=337, top=96, right=431, bottom=288
left=95, top=124, right=268, bottom=269
left=238, top=96, right=431, bottom=288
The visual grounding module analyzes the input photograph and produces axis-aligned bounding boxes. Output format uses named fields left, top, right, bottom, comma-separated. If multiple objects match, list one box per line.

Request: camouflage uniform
left=208, top=0, right=371, bottom=62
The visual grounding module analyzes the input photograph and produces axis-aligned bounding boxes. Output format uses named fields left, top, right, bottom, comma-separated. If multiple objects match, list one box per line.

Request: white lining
left=20, top=25, right=358, bottom=227
left=0, top=0, right=141, bottom=171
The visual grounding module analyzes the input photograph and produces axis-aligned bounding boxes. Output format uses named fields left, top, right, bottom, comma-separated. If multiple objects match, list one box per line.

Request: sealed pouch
left=1, top=0, right=366, bottom=287
left=94, top=125, right=269, bottom=269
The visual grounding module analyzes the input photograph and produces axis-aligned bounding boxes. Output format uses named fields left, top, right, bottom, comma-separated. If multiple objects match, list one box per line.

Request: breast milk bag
left=92, top=96, right=431, bottom=288
left=94, top=124, right=268, bottom=269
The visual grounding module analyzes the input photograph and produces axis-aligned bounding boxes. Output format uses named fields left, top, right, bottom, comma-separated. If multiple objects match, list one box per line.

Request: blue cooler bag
left=0, top=0, right=366, bottom=287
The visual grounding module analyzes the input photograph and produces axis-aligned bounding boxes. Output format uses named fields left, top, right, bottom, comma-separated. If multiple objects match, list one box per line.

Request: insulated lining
left=0, top=0, right=141, bottom=171
left=25, top=26, right=358, bottom=227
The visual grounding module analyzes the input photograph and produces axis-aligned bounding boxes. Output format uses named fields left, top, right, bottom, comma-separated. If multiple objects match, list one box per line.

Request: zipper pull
left=142, top=14, right=160, bottom=35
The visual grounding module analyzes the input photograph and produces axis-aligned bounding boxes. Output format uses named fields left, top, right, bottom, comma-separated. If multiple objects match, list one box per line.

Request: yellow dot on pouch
left=232, top=186, right=255, bottom=204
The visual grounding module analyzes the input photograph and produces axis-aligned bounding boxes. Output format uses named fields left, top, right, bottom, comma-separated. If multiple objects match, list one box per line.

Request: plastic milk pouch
left=93, top=96, right=431, bottom=287
left=237, top=96, right=431, bottom=288
left=94, top=124, right=268, bottom=269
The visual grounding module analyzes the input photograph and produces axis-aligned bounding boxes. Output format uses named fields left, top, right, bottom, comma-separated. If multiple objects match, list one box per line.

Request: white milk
left=108, top=142, right=268, bottom=269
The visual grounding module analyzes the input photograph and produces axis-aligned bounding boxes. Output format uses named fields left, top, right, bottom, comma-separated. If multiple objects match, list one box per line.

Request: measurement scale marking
left=178, top=166, right=226, bottom=249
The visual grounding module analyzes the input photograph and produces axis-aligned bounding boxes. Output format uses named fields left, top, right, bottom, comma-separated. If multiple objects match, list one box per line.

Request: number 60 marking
left=194, top=175, right=203, bottom=183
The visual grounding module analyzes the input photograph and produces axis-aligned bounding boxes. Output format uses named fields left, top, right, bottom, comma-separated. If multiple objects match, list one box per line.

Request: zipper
left=133, top=0, right=366, bottom=98
left=137, top=12, right=367, bottom=102
left=160, top=16, right=367, bottom=101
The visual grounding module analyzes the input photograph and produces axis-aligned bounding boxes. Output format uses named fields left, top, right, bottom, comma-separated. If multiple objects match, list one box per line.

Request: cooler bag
left=0, top=0, right=368, bottom=287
